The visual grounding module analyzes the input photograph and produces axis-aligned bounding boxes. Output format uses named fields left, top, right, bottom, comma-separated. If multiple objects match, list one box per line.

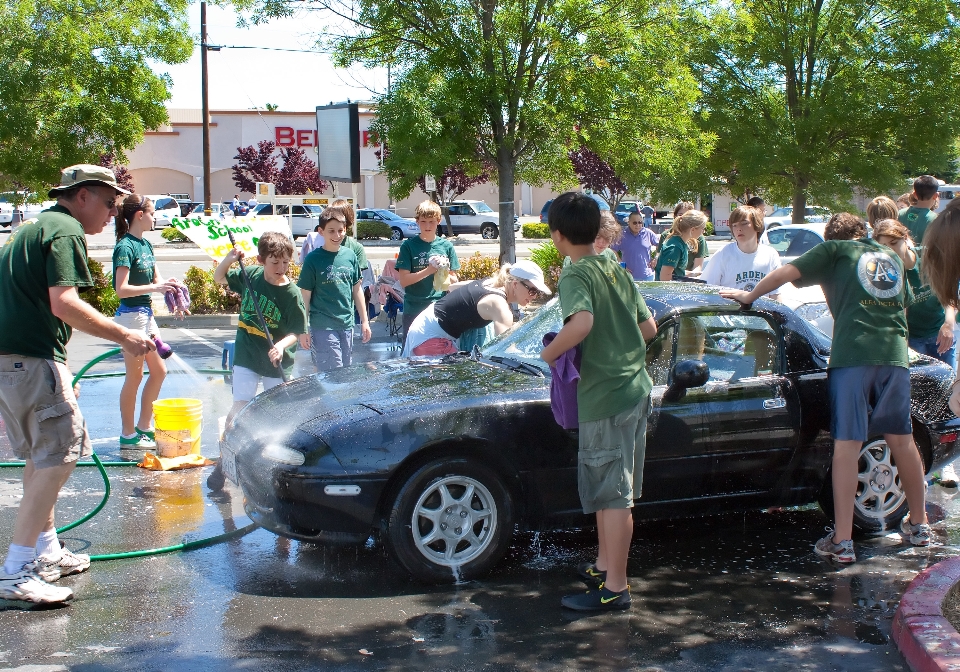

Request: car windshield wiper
left=485, top=355, right=545, bottom=377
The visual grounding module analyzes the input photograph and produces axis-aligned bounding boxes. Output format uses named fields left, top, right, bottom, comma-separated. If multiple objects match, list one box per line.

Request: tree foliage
left=98, top=153, right=135, bottom=193
left=232, top=141, right=280, bottom=193
left=0, top=0, right=192, bottom=195
left=687, top=0, right=960, bottom=221
left=232, top=0, right=704, bottom=262
left=568, top=148, right=628, bottom=209
left=276, top=147, right=326, bottom=194
left=232, top=142, right=326, bottom=194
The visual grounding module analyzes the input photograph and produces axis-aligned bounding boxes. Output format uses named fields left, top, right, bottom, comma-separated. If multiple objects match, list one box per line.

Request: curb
left=155, top=314, right=238, bottom=328
left=892, top=556, right=960, bottom=671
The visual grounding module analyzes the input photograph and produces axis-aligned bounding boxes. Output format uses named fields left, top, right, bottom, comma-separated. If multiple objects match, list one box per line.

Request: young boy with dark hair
left=719, top=235, right=930, bottom=562
left=900, top=175, right=940, bottom=242
left=898, top=176, right=957, bottom=368
left=541, top=192, right=657, bottom=611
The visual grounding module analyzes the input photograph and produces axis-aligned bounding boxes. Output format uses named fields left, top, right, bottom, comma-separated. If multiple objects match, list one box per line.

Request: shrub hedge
left=522, top=223, right=551, bottom=239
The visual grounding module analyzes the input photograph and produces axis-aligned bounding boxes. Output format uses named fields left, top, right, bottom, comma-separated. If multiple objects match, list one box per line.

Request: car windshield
left=302, top=205, right=322, bottom=214
left=482, top=300, right=562, bottom=372
left=472, top=202, right=494, bottom=213
left=770, top=207, right=792, bottom=217
left=377, top=210, right=404, bottom=220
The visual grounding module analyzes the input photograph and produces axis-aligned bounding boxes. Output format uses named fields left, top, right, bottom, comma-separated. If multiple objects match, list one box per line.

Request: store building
left=127, top=108, right=555, bottom=218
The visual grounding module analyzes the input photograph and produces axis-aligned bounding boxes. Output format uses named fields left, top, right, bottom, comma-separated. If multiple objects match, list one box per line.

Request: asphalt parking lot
left=1, top=325, right=959, bottom=671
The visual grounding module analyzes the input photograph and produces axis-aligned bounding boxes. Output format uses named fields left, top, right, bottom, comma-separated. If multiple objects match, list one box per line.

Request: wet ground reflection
left=1, top=460, right=957, bottom=670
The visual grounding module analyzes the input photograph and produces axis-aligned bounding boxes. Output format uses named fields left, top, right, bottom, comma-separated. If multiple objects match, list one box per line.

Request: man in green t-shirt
left=898, top=174, right=956, bottom=369
left=720, top=236, right=931, bottom=564
left=395, top=200, right=460, bottom=341
left=541, top=192, right=657, bottom=612
left=0, top=165, right=153, bottom=605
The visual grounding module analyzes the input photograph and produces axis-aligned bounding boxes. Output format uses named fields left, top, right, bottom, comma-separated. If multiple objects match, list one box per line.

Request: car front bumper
left=240, top=470, right=389, bottom=545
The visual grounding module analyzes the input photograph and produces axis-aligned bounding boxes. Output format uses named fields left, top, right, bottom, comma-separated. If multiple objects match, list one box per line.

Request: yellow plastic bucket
left=153, top=398, right=203, bottom=457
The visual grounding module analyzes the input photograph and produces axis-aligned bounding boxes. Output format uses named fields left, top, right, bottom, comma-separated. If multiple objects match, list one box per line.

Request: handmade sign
left=168, top=216, right=293, bottom=262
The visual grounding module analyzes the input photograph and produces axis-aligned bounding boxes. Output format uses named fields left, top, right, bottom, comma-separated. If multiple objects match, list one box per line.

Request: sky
left=155, top=3, right=388, bottom=112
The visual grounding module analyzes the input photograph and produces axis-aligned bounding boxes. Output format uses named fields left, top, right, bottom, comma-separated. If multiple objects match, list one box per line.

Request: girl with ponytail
left=112, top=194, right=182, bottom=451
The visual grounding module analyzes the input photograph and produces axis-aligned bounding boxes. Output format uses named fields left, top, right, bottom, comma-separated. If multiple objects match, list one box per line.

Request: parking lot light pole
left=201, top=0, right=212, bottom=216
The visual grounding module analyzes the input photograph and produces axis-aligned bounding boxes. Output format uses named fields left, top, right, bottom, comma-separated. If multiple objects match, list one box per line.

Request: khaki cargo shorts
left=577, top=395, right=651, bottom=515
left=0, top=355, right=92, bottom=469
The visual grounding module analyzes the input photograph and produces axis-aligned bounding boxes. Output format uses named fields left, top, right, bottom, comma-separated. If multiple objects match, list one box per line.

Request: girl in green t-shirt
left=113, top=194, right=185, bottom=451
left=655, top=210, right=707, bottom=281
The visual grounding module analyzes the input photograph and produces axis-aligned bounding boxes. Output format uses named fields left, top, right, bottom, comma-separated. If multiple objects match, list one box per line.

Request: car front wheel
left=480, top=224, right=499, bottom=239
left=385, top=457, right=514, bottom=583
left=818, top=437, right=916, bottom=533
left=390, top=227, right=404, bottom=241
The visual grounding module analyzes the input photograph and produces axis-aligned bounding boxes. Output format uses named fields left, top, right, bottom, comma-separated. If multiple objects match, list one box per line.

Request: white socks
left=3, top=544, right=35, bottom=574
left=35, top=529, right=60, bottom=559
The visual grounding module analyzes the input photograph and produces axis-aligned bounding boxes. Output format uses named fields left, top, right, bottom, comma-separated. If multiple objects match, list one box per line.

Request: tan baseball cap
left=48, top=164, right=131, bottom=198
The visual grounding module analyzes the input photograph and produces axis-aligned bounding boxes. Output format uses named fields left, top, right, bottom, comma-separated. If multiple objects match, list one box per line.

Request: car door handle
left=763, top=398, right=786, bottom=409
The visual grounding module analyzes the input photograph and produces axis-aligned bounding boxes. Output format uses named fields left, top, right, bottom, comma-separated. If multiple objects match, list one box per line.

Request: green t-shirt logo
left=857, top=252, right=903, bottom=299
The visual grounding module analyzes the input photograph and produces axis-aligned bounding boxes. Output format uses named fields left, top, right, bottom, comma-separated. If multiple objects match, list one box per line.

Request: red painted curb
left=892, top=556, right=960, bottom=672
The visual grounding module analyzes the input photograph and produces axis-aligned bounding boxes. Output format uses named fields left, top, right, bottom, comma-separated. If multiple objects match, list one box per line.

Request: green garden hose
left=0, top=346, right=257, bottom=560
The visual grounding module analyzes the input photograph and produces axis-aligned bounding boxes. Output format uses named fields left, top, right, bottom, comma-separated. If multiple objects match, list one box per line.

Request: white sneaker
left=0, top=562, right=73, bottom=604
left=900, top=516, right=932, bottom=546
left=36, top=545, right=91, bottom=582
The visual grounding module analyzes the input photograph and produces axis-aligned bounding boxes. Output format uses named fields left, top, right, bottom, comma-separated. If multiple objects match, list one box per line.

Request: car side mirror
left=663, top=360, right=709, bottom=402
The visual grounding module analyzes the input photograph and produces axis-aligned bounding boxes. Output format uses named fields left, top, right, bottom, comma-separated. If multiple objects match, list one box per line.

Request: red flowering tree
left=416, top=163, right=491, bottom=236
left=568, top=147, right=628, bottom=209
left=276, top=147, right=326, bottom=194
left=98, top=153, right=135, bottom=192
left=232, top=140, right=279, bottom=193
left=233, top=142, right=325, bottom=195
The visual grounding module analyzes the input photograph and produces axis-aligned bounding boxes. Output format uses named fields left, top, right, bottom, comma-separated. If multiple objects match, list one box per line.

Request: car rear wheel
left=818, top=437, right=916, bottom=534
left=390, top=227, right=404, bottom=241
left=385, top=457, right=514, bottom=583
left=480, top=223, right=499, bottom=239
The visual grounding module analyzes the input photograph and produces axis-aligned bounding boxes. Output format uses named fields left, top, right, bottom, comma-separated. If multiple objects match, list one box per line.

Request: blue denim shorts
left=828, top=365, right=912, bottom=441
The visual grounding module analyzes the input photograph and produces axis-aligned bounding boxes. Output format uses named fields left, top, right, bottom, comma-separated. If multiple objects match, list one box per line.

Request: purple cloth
left=543, top=332, right=580, bottom=429
left=612, top=227, right=658, bottom=281
left=164, top=285, right=191, bottom=313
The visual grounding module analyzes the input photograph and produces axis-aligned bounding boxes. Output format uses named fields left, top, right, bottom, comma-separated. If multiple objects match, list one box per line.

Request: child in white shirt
left=701, top=205, right=782, bottom=299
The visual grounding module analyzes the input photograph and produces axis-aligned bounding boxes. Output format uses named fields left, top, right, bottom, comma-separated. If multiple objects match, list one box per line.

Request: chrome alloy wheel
left=411, top=476, right=498, bottom=566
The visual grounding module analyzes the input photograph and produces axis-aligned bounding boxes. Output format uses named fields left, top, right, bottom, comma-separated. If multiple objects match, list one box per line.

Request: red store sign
left=275, top=127, right=380, bottom=148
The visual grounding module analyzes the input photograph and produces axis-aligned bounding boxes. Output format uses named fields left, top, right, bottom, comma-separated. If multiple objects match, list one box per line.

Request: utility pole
left=386, top=63, right=395, bottom=213
left=200, top=0, right=212, bottom=216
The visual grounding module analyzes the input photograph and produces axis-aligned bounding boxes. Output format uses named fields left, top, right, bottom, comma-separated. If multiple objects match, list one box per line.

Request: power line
left=209, top=44, right=328, bottom=54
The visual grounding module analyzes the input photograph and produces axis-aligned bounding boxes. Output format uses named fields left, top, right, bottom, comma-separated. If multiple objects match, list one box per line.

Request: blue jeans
left=310, top=328, right=354, bottom=372
left=909, top=334, right=957, bottom=371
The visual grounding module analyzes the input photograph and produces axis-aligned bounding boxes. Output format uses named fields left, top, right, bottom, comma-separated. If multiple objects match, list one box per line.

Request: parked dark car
left=540, top=194, right=611, bottom=223
left=178, top=201, right=200, bottom=217
left=222, top=284, right=959, bottom=583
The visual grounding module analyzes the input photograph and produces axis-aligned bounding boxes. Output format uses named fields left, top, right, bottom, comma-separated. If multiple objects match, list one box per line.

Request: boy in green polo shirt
left=214, top=231, right=307, bottom=425
left=396, top=200, right=460, bottom=341
left=720, top=235, right=931, bottom=563
left=298, top=207, right=372, bottom=371
left=898, top=175, right=957, bottom=368
left=541, top=192, right=657, bottom=612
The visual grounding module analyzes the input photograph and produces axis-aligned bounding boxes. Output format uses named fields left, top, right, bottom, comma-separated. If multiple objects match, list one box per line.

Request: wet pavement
left=1, top=325, right=959, bottom=670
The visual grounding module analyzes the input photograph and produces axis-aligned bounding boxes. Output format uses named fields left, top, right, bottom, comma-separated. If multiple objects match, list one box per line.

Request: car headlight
left=794, top=302, right=831, bottom=322
left=262, top=443, right=305, bottom=465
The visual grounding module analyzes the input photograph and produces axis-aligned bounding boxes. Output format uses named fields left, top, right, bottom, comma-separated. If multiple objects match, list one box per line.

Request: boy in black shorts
left=720, top=235, right=930, bottom=562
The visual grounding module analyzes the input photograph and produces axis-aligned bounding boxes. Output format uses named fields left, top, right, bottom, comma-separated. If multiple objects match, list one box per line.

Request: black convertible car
left=222, top=284, right=960, bottom=583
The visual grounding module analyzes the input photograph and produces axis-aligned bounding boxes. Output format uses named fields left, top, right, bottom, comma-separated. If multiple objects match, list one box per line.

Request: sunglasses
left=519, top=280, right=542, bottom=297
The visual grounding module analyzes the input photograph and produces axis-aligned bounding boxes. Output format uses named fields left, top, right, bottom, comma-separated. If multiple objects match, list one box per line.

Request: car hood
left=234, top=357, right=547, bottom=444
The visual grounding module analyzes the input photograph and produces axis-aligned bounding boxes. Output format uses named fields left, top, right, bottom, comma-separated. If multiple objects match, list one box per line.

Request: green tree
left=240, top=0, right=703, bottom=262
left=689, top=0, right=960, bottom=222
left=0, top=0, right=192, bottom=196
